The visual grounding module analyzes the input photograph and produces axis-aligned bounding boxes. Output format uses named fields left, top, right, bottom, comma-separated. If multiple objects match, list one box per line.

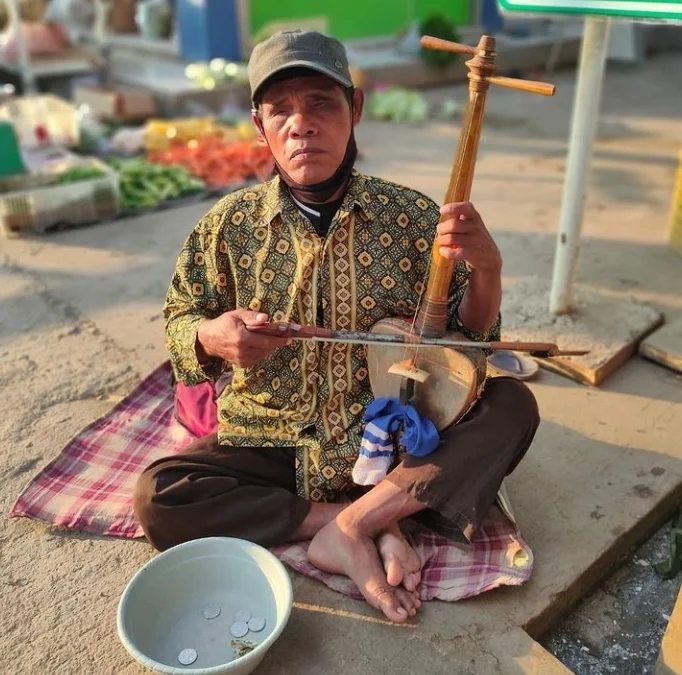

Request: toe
left=406, top=547, right=422, bottom=573
left=395, top=588, right=419, bottom=617
left=372, top=586, right=409, bottom=623
left=384, top=556, right=404, bottom=587
left=404, top=570, right=421, bottom=592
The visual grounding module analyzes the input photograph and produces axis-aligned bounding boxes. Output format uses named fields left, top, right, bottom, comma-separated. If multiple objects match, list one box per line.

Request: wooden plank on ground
left=500, top=276, right=663, bottom=387
left=656, top=586, right=682, bottom=675
left=640, top=318, right=682, bottom=376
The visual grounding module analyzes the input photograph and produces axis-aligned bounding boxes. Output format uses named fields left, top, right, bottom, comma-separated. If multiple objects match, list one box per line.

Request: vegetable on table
left=147, top=138, right=274, bottom=189
left=366, top=86, right=430, bottom=123
left=106, top=157, right=206, bottom=211
left=53, top=166, right=107, bottom=184
left=143, top=116, right=256, bottom=153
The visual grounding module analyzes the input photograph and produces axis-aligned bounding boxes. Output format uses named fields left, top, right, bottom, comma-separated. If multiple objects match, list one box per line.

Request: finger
left=239, top=325, right=290, bottom=348
left=439, top=245, right=468, bottom=261
left=437, top=219, right=479, bottom=236
left=240, top=311, right=270, bottom=326
left=439, top=201, right=478, bottom=220
left=436, top=233, right=472, bottom=249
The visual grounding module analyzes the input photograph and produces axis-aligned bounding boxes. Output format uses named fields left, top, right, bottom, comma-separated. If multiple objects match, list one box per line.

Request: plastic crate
left=0, top=94, right=80, bottom=149
left=669, top=149, right=682, bottom=256
left=0, top=157, right=120, bottom=237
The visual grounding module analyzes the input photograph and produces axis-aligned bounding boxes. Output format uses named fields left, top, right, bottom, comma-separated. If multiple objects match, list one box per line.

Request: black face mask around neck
left=275, top=129, right=357, bottom=204
left=254, top=91, right=358, bottom=204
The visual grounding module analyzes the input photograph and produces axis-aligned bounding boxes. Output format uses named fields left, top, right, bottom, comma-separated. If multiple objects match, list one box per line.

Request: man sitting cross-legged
left=133, top=29, right=540, bottom=623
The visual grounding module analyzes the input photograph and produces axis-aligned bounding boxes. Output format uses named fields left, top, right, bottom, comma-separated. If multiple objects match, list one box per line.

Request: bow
left=246, top=322, right=587, bottom=358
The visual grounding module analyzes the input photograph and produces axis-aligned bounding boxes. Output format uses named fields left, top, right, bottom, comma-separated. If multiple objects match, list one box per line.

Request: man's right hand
left=196, top=309, right=290, bottom=368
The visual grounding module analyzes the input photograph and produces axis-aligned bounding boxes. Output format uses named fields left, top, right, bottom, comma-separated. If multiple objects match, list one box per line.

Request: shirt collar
left=261, top=170, right=375, bottom=226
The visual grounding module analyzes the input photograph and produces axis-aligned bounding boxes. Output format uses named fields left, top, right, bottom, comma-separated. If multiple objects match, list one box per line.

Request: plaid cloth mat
left=9, top=361, right=534, bottom=602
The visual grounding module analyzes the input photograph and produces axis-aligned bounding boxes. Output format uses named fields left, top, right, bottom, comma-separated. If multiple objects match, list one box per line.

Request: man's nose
left=289, top=112, right=315, bottom=137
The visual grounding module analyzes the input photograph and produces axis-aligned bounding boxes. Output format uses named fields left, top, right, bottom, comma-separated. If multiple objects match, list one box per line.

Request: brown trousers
left=133, top=377, right=539, bottom=551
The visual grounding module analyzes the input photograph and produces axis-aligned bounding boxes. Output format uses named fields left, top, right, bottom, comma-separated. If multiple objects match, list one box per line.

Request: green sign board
left=498, top=0, right=682, bottom=21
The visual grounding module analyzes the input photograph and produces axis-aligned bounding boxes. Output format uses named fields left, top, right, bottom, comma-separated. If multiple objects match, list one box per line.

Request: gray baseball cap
left=248, top=29, right=354, bottom=103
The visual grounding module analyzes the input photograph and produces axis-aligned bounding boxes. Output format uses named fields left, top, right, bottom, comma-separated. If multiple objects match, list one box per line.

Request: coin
left=230, top=620, right=249, bottom=638
left=202, top=604, right=221, bottom=620
left=234, top=609, right=251, bottom=623
left=178, top=648, right=197, bottom=665
left=247, top=616, right=266, bottom=632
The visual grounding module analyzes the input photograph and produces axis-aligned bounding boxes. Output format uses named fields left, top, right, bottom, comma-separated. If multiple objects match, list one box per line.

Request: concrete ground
left=1, top=52, right=682, bottom=674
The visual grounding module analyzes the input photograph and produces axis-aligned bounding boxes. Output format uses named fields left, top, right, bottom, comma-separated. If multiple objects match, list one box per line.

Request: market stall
left=0, top=91, right=275, bottom=237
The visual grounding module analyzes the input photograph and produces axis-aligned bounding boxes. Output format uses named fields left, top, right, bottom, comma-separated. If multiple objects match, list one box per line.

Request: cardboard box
left=108, top=0, right=138, bottom=34
left=73, top=85, right=158, bottom=123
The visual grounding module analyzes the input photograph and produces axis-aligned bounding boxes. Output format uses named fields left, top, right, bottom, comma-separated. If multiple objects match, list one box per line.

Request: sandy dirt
left=1, top=51, right=682, bottom=675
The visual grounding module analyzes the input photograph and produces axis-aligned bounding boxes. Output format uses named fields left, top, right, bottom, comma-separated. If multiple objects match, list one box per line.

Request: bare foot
left=308, top=519, right=420, bottom=623
left=377, top=524, right=422, bottom=593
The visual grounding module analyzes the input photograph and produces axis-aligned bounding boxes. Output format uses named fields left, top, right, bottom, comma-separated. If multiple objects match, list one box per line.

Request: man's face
left=254, top=74, right=363, bottom=188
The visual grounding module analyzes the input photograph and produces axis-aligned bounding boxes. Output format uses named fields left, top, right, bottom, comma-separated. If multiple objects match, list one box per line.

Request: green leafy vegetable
left=654, top=507, right=682, bottom=580
left=366, top=87, right=429, bottom=123
left=53, top=166, right=107, bottom=184
left=106, top=158, right=205, bottom=210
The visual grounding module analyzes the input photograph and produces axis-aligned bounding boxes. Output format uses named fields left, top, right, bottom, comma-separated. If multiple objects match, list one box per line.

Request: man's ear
left=352, top=88, right=364, bottom=125
left=251, top=110, right=267, bottom=146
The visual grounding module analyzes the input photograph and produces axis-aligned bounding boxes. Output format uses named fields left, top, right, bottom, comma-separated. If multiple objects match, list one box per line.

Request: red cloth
left=174, top=380, right=219, bottom=438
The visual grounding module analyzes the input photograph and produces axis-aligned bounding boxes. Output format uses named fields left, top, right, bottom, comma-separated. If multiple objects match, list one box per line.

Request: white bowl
left=117, top=537, right=293, bottom=674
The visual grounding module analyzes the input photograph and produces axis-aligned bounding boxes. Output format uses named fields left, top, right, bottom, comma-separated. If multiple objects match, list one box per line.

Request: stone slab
left=640, top=317, right=682, bottom=376
left=500, top=276, right=664, bottom=386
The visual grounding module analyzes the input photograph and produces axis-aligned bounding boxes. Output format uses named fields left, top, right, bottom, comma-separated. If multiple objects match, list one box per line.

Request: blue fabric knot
left=364, top=397, right=440, bottom=458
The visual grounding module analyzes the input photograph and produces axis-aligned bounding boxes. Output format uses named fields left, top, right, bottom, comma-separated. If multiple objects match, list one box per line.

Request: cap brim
left=252, top=60, right=353, bottom=102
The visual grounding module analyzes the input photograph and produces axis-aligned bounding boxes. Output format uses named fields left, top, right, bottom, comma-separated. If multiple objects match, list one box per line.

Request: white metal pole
left=549, top=14, right=611, bottom=315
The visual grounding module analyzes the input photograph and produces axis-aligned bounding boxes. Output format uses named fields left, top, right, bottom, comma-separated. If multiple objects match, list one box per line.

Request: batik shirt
left=164, top=170, right=501, bottom=502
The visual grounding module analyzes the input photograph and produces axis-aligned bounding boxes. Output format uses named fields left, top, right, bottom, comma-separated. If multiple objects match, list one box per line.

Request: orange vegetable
left=147, top=138, right=274, bottom=188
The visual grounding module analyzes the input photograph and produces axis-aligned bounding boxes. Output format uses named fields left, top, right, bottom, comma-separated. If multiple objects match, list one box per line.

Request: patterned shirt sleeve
left=163, top=211, right=234, bottom=385
left=446, top=260, right=502, bottom=342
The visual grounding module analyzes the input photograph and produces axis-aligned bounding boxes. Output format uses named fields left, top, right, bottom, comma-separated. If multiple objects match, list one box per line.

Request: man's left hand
left=436, top=202, right=502, bottom=274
